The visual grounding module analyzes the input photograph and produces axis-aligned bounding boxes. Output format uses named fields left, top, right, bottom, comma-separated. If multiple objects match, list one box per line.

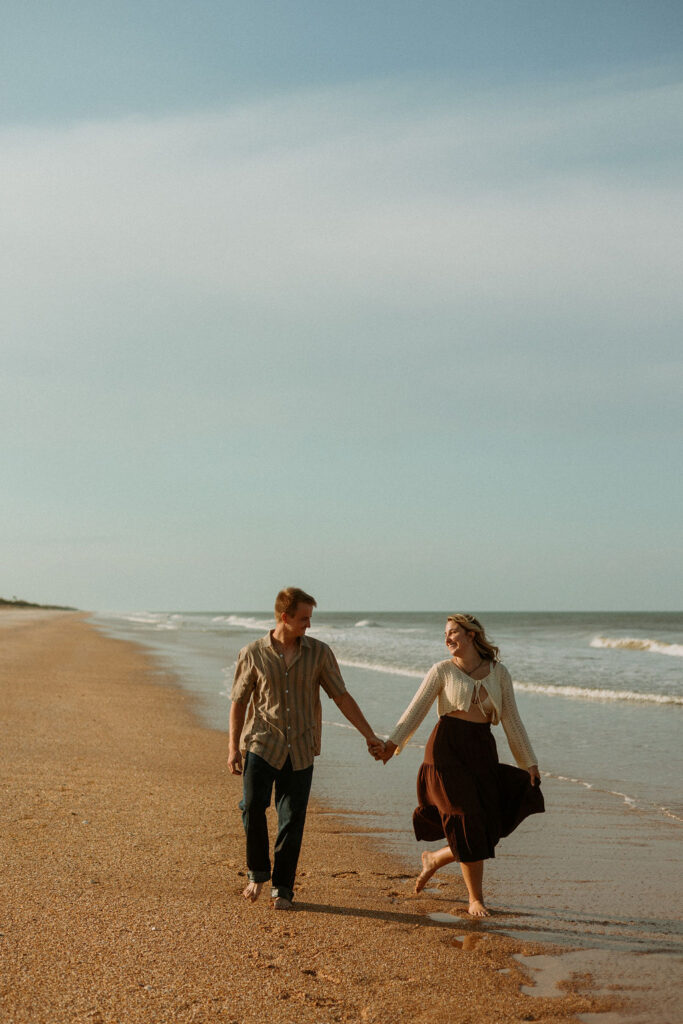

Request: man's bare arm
left=333, top=692, right=382, bottom=754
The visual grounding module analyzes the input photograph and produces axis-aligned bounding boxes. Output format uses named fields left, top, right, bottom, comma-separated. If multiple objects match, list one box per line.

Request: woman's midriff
left=446, top=708, right=492, bottom=723
left=446, top=682, right=493, bottom=723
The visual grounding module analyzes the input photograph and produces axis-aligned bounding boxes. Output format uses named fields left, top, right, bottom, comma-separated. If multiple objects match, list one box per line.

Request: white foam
left=591, top=635, right=683, bottom=657
left=608, top=789, right=637, bottom=809
left=217, top=614, right=273, bottom=631
left=514, top=681, right=682, bottom=706
left=354, top=619, right=382, bottom=628
left=119, top=613, right=165, bottom=624
left=336, top=657, right=423, bottom=679
left=547, top=773, right=594, bottom=791
left=107, top=612, right=182, bottom=630
left=341, top=655, right=681, bottom=703
left=544, top=772, right=683, bottom=823
left=335, top=657, right=680, bottom=704
left=659, top=806, right=683, bottom=824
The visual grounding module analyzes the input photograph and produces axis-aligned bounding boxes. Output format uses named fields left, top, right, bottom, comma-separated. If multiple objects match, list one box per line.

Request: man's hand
left=528, top=764, right=541, bottom=786
left=228, top=747, right=243, bottom=775
left=229, top=701, right=247, bottom=775
left=367, top=735, right=385, bottom=760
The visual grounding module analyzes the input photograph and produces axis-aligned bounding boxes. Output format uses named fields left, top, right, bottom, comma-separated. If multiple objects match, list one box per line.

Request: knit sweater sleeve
left=388, top=664, right=443, bottom=754
left=498, top=665, right=538, bottom=769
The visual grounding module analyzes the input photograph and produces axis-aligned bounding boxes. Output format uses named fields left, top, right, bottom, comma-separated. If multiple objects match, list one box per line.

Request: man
left=228, top=587, right=383, bottom=910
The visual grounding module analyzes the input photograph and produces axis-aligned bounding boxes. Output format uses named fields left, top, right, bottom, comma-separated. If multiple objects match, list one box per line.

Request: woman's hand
left=381, top=740, right=397, bottom=764
left=528, top=764, right=541, bottom=786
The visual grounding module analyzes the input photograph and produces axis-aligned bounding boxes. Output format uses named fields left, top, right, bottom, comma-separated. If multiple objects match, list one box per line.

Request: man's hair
left=274, top=587, right=317, bottom=622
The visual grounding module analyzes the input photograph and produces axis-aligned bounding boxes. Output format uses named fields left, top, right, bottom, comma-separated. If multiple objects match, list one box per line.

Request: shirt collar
left=263, top=631, right=310, bottom=650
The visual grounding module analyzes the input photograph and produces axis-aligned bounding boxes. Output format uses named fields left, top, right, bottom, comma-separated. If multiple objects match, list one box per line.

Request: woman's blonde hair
left=447, top=613, right=500, bottom=663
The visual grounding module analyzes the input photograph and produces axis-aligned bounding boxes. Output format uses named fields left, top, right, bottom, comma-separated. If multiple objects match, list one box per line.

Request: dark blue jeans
left=240, top=752, right=313, bottom=902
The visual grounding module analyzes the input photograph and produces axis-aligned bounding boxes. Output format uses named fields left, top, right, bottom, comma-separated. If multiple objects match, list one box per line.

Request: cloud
left=1, top=72, right=681, bottom=495
left=2, top=72, right=681, bottom=322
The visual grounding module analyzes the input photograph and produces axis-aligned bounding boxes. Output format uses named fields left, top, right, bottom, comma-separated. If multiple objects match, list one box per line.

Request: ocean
left=92, top=609, right=683, bottom=1021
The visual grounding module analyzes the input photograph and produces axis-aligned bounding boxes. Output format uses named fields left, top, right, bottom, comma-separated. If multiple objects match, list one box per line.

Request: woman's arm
left=385, top=664, right=443, bottom=757
left=499, top=665, right=540, bottom=779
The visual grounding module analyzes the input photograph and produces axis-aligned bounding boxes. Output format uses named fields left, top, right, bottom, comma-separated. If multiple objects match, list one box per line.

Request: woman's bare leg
left=415, top=846, right=456, bottom=893
left=459, top=860, right=489, bottom=916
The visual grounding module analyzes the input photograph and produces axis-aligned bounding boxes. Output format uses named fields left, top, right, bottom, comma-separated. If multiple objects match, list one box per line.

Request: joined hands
left=366, top=736, right=397, bottom=764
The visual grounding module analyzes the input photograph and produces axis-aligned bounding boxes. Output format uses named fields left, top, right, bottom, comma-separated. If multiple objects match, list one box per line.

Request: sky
left=2, top=1, right=682, bottom=612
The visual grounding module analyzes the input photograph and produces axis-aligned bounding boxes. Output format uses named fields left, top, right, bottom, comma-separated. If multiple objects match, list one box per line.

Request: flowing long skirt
left=413, top=716, right=544, bottom=863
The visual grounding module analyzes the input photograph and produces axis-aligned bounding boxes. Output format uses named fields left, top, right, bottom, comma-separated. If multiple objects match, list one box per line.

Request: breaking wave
left=335, top=658, right=681, bottom=705
left=211, top=614, right=273, bottom=631
left=337, top=657, right=423, bottom=679
left=591, top=636, right=683, bottom=657
left=514, top=681, right=682, bottom=705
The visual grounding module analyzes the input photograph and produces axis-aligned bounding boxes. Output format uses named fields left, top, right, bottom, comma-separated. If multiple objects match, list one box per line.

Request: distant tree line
left=0, top=597, right=77, bottom=611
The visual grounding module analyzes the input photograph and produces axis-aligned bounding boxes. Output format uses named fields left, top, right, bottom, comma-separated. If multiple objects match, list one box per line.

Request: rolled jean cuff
left=248, top=869, right=271, bottom=883
left=271, top=886, right=293, bottom=902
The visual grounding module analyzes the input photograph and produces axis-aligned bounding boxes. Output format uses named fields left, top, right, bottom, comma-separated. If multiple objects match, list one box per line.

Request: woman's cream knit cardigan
left=387, top=660, right=538, bottom=769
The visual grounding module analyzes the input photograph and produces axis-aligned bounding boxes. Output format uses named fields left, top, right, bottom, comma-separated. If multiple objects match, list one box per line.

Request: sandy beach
left=0, top=612, right=620, bottom=1023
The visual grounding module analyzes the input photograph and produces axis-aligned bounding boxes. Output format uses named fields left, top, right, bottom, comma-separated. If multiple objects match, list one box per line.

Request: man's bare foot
left=242, top=881, right=263, bottom=902
left=273, top=896, right=293, bottom=910
left=468, top=899, right=490, bottom=917
left=415, top=851, right=439, bottom=894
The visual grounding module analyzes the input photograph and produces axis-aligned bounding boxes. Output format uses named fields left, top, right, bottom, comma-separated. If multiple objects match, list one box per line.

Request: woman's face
left=444, top=621, right=475, bottom=658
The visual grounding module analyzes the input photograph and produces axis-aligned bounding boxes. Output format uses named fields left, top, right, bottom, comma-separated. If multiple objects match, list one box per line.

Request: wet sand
left=0, top=611, right=619, bottom=1023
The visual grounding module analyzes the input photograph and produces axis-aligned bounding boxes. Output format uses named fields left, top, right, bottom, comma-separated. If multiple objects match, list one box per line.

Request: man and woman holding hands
left=228, top=587, right=543, bottom=916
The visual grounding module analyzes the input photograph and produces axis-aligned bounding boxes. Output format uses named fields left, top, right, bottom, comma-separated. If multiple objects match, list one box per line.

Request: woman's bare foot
left=468, top=899, right=490, bottom=917
left=415, top=851, right=439, bottom=893
left=242, top=881, right=263, bottom=902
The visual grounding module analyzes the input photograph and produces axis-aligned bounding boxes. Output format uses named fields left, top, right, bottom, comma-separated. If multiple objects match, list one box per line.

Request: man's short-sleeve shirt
left=231, top=633, right=347, bottom=770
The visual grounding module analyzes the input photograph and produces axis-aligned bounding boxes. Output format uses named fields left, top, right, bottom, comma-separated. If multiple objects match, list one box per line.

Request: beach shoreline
left=0, top=612, right=622, bottom=1022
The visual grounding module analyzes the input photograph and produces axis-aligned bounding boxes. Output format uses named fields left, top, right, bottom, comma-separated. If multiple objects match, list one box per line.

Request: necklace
left=456, top=657, right=483, bottom=677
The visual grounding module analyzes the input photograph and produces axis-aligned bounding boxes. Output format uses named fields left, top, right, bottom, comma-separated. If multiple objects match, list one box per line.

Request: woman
left=377, top=614, right=544, bottom=917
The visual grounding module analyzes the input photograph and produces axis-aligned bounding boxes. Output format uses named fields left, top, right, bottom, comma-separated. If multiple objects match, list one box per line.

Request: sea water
left=92, top=610, right=683, bottom=1018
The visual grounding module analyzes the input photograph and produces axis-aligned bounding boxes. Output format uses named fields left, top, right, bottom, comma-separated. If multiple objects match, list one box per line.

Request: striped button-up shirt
left=231, top=632, right=347, bottom=770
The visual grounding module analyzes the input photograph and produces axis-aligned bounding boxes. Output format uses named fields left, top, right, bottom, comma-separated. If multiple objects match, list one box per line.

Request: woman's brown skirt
left=413, top=715, right=544, bottom=863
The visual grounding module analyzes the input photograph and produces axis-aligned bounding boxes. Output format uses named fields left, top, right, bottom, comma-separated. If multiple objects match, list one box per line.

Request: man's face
left=284, top=603, right=314, bottom=637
